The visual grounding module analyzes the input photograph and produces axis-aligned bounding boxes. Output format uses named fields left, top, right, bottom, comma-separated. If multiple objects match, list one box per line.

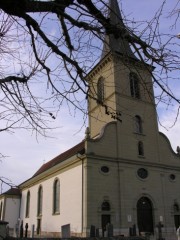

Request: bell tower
left=87, top=0, right=158, bottom=142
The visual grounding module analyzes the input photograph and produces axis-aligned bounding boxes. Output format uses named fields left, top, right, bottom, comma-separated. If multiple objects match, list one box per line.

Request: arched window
left=0, top=202, right=3, bottom=220
left=53, top=179, right=60, bottom=214
left=37, top=186, right=43, bottom=216
left=101, top=201, right=110, bottom=211
left=130, top=72, right=140, bottom=99
left=138, top=141, right=144, bottom=156
left=174, top=203, right=179, bottom=212
left=135, top=115, right=143, bottom=133
left=97, top=77, right=104, bottom=104
left=25, top=191, right=30, bottom=218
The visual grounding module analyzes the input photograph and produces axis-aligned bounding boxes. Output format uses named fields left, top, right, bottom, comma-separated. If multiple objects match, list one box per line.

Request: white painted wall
left=4, top=198, right=20, bottom=229
left=20, top=162, right=83, bottom=235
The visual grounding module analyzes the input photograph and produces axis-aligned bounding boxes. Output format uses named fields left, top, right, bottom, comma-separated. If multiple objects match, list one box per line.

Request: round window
left=101, top=166, right=109, bottom=173
left=170, top=174, right=176, bottom=181
left=137, top=168, right=148, bottom=179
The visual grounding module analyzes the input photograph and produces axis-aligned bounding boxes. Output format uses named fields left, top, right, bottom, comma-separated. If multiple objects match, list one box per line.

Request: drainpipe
left=116, top=122, right=122, bottom=234
left=82, top=158, right=84, bottom=235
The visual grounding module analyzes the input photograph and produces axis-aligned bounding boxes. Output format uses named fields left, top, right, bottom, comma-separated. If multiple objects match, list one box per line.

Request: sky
left=1, top=0, right=180, bottom=193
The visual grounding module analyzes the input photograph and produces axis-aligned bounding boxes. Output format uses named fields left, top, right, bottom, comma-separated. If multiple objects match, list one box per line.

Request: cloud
left=0, top=111, right=86, bottom=193
left=1, top=0, right=180, bottom=194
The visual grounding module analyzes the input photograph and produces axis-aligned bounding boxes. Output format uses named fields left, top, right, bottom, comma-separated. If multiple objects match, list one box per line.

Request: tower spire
left=101, top=0, right=137, bottom=59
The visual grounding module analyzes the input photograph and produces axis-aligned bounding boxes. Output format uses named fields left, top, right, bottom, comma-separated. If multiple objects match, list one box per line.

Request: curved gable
left=158, top=132, right=180, bottom=163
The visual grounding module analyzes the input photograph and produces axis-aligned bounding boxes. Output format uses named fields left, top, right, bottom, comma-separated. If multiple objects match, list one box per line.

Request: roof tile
left=33, top=141, right=85, bottom=177
left=3, top=188, right=21, bottom=196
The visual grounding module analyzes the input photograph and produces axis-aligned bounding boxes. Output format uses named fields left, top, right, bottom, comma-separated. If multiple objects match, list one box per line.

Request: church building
left=1, top=0, right=180, bottom=239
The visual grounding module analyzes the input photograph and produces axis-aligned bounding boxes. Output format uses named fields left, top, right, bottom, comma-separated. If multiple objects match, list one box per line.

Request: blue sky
left=1, top=0, right=180, bottom=193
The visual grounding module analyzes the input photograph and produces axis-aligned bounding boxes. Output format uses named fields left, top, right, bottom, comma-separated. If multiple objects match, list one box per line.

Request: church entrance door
left=174, top=215, right=180, bottom=229
left=101, top=214, right=111, bottom=237
left=137, top=197, right=154, bottom=234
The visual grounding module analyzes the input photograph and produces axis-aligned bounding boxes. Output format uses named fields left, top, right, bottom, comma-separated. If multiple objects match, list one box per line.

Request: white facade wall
left=20, top=162, right=83, bottom=236
left=4, top=198, right=20, bottom=229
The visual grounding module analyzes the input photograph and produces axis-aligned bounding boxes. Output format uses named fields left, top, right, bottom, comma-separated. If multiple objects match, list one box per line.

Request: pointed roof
left=101, top=0, right=137, bottom=60
left=18, top=141, right=85, bottom=188
left=33, top=141, right=85, bottom=177
left=1, top=187, right=21, bottom=196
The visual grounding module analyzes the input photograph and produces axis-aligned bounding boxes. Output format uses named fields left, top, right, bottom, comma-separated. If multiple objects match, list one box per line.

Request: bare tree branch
left=0, top=0, right=178, bottom=135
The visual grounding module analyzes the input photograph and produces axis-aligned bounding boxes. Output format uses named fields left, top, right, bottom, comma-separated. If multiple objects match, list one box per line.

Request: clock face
left=137, top=168, right=148, bottom=179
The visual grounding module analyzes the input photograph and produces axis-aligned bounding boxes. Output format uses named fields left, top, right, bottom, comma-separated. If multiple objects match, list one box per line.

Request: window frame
left=135, top=115, right=143, bottom=134
left=130, top=72, right=140, bottom=99
left=138, top=141, right=144, bottom=156
left=37, top=185, right=43, bottom=216
left=25, top=191, right=30, bottom=218
left=137, top=168, right=148, bottom=179
left=97, top=77, right=105, bottom=104
left=53, top=178, right=60, bottom=215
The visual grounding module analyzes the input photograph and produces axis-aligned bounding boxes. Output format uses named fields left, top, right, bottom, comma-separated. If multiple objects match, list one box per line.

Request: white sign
left=127, top=215, right=132, bottom=222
